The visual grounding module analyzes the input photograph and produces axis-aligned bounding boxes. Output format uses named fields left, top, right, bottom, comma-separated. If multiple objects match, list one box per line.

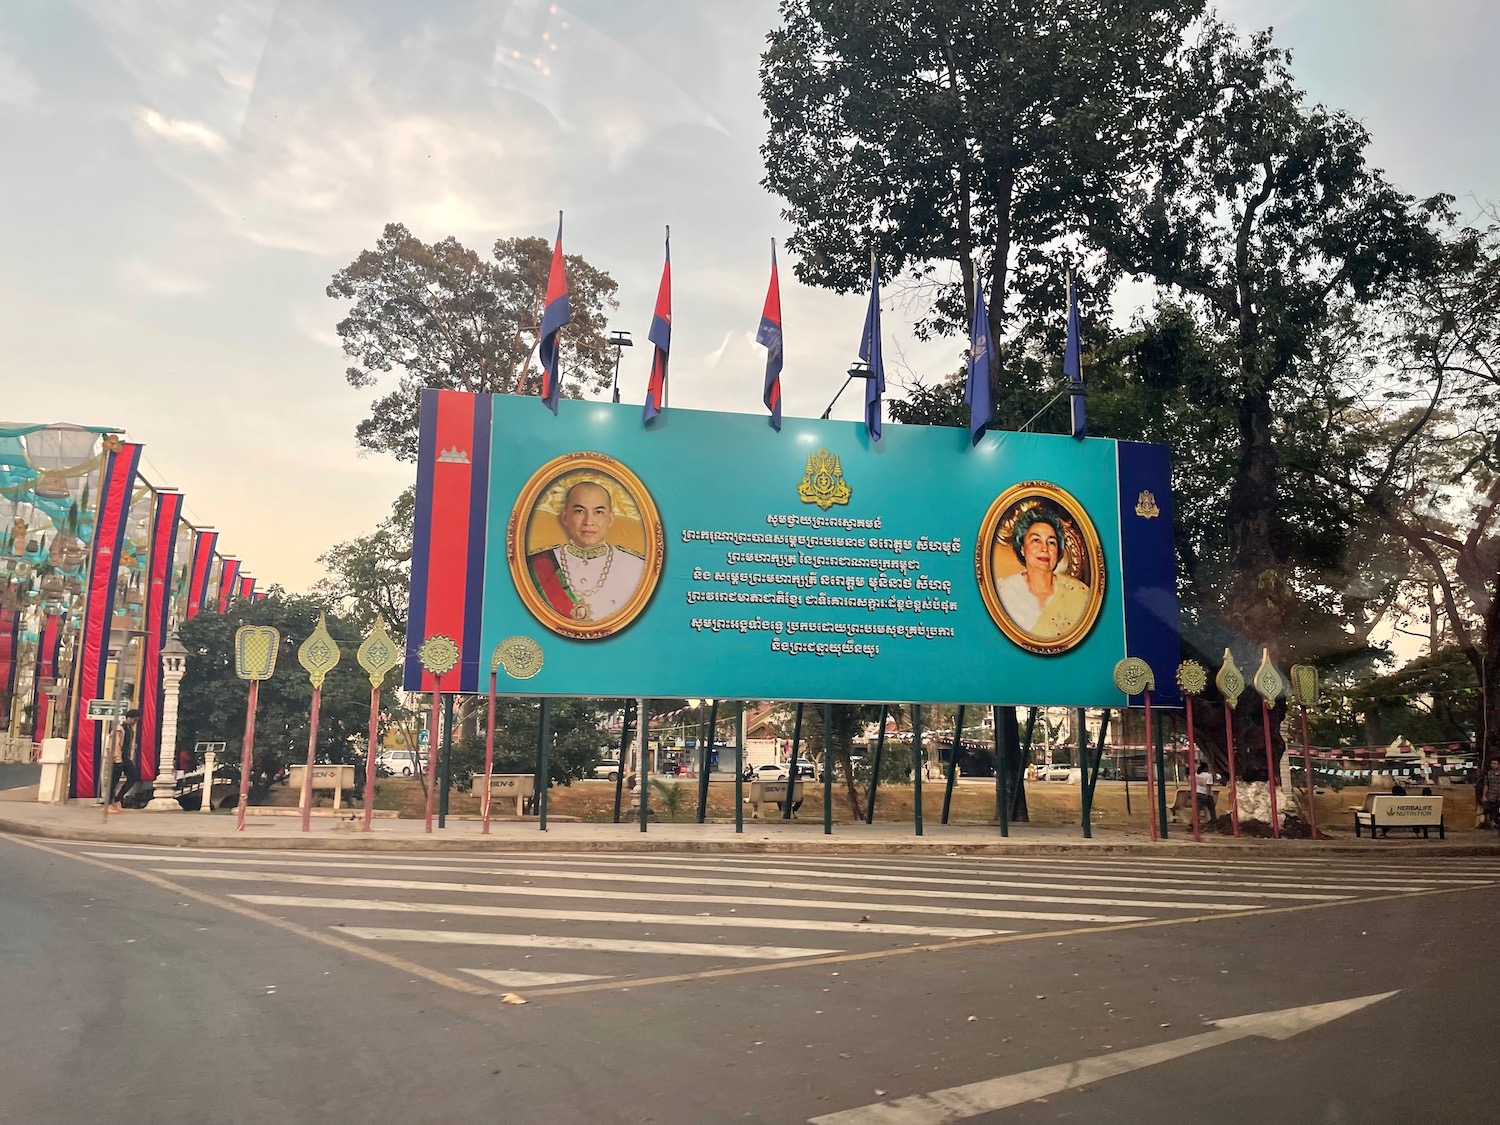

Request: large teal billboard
left=405, top=391, right=1180, bottom=707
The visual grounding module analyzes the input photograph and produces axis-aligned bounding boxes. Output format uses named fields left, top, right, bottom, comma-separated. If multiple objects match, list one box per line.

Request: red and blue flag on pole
left=643, top=228, right=671, bottom=423
left=1064, top=274, right=1085, bottom=440
left=859, top=251, right=885, bottom=442
left=964, top=277, right=992, bottom=447
left=538, top=212, right=571, bottom=414
left=757, top=240, right=784, bottom=432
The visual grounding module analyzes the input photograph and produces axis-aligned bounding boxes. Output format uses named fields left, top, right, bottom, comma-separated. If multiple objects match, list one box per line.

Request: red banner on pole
left=136, top=491, right=184, bottom=782
left=184, top=530, right=218, bottom=620
left=70, top=441, right=142, bottom=798
left=217, top=558, right=241, bottom=614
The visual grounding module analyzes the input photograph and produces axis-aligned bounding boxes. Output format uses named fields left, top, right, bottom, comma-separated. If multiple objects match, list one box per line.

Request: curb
left=5, top=816, right=1500, bottom=859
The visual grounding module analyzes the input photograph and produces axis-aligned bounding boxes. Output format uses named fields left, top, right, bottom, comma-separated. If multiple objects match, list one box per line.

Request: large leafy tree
left=760, top=0, right=1205, bottom=341
left=328, top=223, right=619, bottom=461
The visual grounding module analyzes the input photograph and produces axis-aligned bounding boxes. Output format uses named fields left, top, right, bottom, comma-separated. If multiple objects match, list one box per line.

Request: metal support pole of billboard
left=941, top=704, right=964, bottom=825
left=1077, top=707, right=1092, bottom=838
left=638, top=697, right=650, bottom=833
left=993, top=706, right=1009, bottom=837
left=612, top=698, right=631, bottom=824
left=865, top=705, right=887, bottom=824
left=1154, top=706, right=1169, bottom=838
left=1010, top=707, right=1036, bottom=824
left=1084, top=709, right=1113, bottom=839
left=537, top=696, right=553, bottom=831
left=822, top=702, right=834, bottom=835
left=912, top=704, right=924, bottom=836
left=734, top=702, right=745, bottom=834
left=785, top=702, right=805, bottom=821
left=697, top=699, right=717, bottom=823
left=439, top=694, right=453, bottom=829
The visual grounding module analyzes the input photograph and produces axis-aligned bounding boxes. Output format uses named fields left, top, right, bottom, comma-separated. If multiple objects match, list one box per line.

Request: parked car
left=375, top=749, right=423, bottom=776
left=742, top=763, right=790, bottom=782
left=593, top=760, right=621, bottom=781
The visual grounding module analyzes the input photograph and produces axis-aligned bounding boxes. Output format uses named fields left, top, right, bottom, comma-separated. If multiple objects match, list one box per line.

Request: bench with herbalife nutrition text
left=1350, top=794, right=1444, bottom=840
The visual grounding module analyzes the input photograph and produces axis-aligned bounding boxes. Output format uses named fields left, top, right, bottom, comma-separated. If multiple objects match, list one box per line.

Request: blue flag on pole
left=859, top=253, right=885, bottom=442
left=538, top=213, right=571, bottom=415
left=1063, top=275, right=1084, bottom=440
left=964, top=277, right=992, bottom=447
left=757, top=241, right=784, bottom=432
left=643, top=229, right=671, bottom=423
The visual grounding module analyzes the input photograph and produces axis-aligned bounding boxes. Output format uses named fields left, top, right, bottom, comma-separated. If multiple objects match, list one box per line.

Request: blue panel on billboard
left=405, top=391, right=1180, bottom=707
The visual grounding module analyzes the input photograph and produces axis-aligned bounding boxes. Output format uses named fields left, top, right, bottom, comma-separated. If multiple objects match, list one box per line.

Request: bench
left=1350, top=794, right=1444, bottom=840
left=748, top=780, right=804, bottom=819
left=1169, top=788, right=1215, bottom=822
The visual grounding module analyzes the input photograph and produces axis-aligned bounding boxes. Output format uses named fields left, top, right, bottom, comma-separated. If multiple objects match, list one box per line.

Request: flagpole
left=662, top=225, right=669, bottom=408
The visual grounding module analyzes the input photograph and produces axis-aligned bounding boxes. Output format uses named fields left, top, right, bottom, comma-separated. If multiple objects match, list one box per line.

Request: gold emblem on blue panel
left=1134, top=490, right=1160, bottom=519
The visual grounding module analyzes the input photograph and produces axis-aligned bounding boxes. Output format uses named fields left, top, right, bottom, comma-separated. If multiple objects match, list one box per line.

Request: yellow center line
left=11, top=833, right=1498, bottom=1004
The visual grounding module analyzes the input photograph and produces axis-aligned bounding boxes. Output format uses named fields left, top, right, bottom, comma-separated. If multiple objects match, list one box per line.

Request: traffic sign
left=86, top=699, right=130, bottom=720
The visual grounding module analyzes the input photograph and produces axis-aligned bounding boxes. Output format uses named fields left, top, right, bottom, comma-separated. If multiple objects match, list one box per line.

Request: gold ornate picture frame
left=975, top=480, right=1106, bottom=655
left=506, top=451, right=665, bottom=640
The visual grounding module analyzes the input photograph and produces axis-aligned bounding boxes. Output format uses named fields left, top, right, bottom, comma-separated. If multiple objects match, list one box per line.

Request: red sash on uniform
left=528, top=551, right=578, bottom=617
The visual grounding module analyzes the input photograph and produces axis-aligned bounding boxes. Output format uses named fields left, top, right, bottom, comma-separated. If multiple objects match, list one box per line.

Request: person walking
left=1481, top=759, right=1500, bottom=832
left=107, top=709, right=140, bottom=811
left=1193, top=761, right=1217, bottom=827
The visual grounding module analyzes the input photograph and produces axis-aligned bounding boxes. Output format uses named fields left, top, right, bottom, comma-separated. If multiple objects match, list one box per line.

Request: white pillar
left=148, top=634, right=188, bottom=811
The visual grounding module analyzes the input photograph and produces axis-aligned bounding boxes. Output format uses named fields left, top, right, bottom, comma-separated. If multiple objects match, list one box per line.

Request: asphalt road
left=2, top=836, right=1497, bottom=1125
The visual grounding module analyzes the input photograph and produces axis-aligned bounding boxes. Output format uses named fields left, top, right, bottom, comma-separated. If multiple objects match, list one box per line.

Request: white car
left=594, top=760, right=621, bottom=781
left=375, top=749, right=424, bottom=776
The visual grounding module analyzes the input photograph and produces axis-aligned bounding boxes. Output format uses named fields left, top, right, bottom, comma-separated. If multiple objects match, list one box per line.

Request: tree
left=176, top=594, right=376, bottom=801
left=328, top=223, right=620, bottom=461
left=314, top=487, right=414, bottom=634
left=760, top=0, right=1205, bottom=341
left=1080, top=24, right=1446, bottom=780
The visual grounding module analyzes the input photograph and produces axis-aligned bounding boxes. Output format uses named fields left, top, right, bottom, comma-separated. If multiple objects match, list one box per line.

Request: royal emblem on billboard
left=797, top=448, right=851, bottom=510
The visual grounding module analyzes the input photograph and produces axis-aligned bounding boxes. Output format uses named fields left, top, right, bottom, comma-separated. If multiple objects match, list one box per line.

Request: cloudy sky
left=1, top=0, right=1495, bottom=591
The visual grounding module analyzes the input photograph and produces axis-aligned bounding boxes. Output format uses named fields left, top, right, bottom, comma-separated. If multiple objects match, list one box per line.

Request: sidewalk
left=4, top=791, right=1500, bottom=857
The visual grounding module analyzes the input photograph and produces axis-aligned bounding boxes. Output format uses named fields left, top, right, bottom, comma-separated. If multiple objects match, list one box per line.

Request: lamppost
left=147, top=632, right=188, bottom=811
left=821, top=362, right=873, bottom=419
left=609, top=329, right=633, bottom=403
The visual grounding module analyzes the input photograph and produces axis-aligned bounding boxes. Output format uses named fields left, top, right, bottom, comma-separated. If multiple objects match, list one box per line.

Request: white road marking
left=341, top=927, right=839, bottom=960
left=461, top=969, right=605, bottom=987
left=808, top=992, right=1400, bottom=1124
left=231, top=894, right=1012, bottom=938
left=155, top=865, right=1259, bottom=911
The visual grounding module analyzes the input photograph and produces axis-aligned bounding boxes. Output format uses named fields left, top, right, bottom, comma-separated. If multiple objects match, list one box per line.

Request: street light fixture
left=821, top=362, right=874, bottom=419
left=608, top=330, right=634, bottom=403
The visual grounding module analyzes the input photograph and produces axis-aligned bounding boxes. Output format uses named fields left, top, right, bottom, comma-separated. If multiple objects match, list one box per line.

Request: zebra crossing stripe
left=156, top=865, right=1256, bottom=911
left=230, top=893, right=1013, bottom=938
left=340, top=927, right=840, bottom=960
left=461, top=969, right=605, bottom=987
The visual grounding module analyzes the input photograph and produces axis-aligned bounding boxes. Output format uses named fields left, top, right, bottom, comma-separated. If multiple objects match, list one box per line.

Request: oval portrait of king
left=507, top=453, right=664, bottom=640
left=975, top=481, right=1105, bottom=655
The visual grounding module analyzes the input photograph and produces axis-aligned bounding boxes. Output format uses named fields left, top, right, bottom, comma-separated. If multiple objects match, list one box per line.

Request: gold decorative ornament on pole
left=232, top=625, right=280, bottom=832
left=1290, top=663, right=1320, bottom=839
left=1254, top=649, right=1285, bottom=839
left=355, top=617, right=400, bottom=832
left=296, top=614, right=342, bottom=832
left=1113, top=658, right=1158, bottom=840
left=1216, top=649, right=1245, bottom=838
left=1176, top=659, right=1208, bottom=841
left=417, top=634, right=460, bottom=833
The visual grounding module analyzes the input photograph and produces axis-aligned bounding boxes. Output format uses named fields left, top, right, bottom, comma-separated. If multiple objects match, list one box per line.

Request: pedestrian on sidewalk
left=1193, top=762, right=1216, bottom=827
left=1481, top=759, right=1500, bottom=831
left=108, top=710, right=140, bottom=811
